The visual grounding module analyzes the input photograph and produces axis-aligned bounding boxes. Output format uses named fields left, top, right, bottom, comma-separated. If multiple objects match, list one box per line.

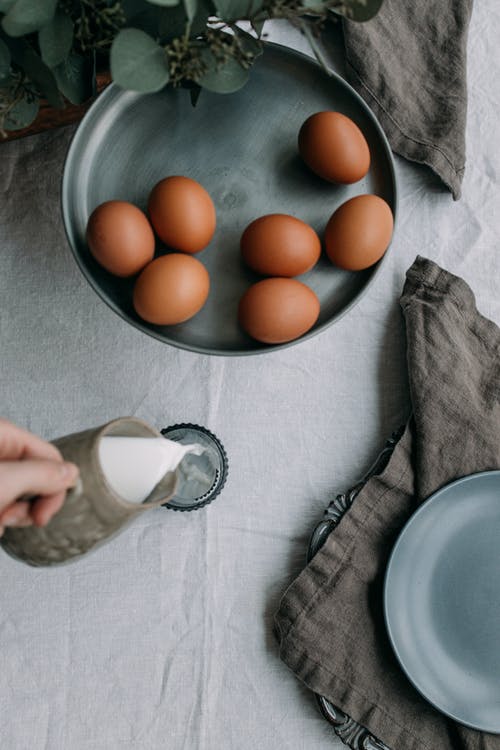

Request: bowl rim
left=61, top=41, right=398, bottom=357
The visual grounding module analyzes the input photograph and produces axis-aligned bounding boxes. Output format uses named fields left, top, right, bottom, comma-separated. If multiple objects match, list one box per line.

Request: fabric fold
left=275, top=256, right=500, bottom=750
left=343, top=1, right=473, bottom=199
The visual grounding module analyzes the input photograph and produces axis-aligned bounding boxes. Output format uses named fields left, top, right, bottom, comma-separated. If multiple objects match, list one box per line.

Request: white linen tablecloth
left=0, top=7, right=499, bottom=749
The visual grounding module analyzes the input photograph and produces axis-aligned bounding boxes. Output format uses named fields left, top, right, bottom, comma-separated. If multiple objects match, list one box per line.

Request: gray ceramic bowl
left=62, top=43, right=397, bottom=356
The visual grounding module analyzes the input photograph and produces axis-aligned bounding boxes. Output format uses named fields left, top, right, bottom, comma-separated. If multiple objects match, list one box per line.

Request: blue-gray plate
left=384, top=470, right=500, bottom=732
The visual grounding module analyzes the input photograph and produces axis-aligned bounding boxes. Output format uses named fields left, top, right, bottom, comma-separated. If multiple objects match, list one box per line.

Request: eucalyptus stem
left=0, top=0, right=382, bottom=134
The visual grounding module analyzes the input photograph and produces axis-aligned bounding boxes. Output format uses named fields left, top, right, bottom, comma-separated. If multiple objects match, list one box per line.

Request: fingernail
left=60, top=462, right=78, bottom=481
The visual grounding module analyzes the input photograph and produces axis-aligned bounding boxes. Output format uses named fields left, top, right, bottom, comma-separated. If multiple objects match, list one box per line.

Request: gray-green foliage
left=196, top=50, right=249, bottom=93
left=54, top=53, right=95, bottom=104
left=215, top=0, right=262, bottom=17
left=111, top=28, right=169, bottom=92
left=146, top=0, right=181, bottom=6
left=331, top=0, right=382, bottom=22
left=2, top=0, right=57, bottom=37
left=4, top=84, right=38, bottom=127
left=0, top=0, right=383, bottom=135
left=0, top=37, right=10, bottom=79
left=39, top=11, right=73, bottom=68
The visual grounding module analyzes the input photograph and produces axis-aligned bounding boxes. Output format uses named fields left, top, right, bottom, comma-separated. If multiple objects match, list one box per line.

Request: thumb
left=0, top=459, right=79, bottom=511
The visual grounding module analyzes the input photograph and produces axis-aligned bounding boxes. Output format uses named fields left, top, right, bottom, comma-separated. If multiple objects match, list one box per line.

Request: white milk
left=98, top=436, right=202, bottom=503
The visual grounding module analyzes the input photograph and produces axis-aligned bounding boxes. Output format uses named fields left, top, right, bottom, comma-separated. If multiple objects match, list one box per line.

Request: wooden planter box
left=2, top=72, right=111, bottom=142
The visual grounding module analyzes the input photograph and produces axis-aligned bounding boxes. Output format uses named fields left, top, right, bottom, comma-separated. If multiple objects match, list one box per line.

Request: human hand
left=0, top=419, right=79, bottom=535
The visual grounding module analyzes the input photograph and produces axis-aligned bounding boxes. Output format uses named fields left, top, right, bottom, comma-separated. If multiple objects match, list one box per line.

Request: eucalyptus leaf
left=183, top=0, right=197, bottom=22
left=0, top=37, right=10, bottom=79
left=54, top=53, right=93, bottom=104
left=146, top=0, right=179, bottom=6
left=189, top=0, right=215, bottom=36
left=126, top=5, right=164, bottom=36
left=197, top=51, right=248, bottom=94
left=235, top=27, right=263, bottom=57
left=3, top=34, right=61, bottom=107
left=4, top=92, right=38, bottom=129
left=158, top=6, right=188, bottom=41
left=111, top=28, right=169, bottom=93
left=251, top=17, right=265, bottom=37
left=123, top=4, right=187, bottom=43
left=2, top=0, right=57, bottom=37
left=121, top=0, right=152, bottom=18
left=329, top=0, right=383, bottom=22
left=215, top=0, right=261, bottom=18
left=0, top=0, right=15, bottom=12
left=39, top=12, right=73, bottom=68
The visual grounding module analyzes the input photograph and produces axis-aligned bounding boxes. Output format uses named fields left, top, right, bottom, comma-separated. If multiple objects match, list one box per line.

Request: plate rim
left=61, top=41, right=398, bottom=357
left=383, top=469, right=500, bottom=733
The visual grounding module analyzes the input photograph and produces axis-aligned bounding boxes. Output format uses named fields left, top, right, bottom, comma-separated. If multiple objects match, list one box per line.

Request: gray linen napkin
left=343, top=0, right=473, bottom=199
left=275, top=256, right=500, bottom=750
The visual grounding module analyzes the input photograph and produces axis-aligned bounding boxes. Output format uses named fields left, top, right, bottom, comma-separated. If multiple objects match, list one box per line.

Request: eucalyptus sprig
left=0, top=0, right=382, bottom=136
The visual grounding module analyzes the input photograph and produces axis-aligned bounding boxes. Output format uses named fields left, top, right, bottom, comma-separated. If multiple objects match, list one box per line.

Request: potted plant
left=0, top=0, right=382, bottom=138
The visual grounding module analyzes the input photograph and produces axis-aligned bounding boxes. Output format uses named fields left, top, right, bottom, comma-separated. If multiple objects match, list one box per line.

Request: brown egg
left=298, top=111, right=370, bottom=184
left=325, top=194, right=393, bottom=271
left=241, top=214, right=321, bottom=277
left=148, top=176, right=216, bottom=254
left=238, top=278, right=320, bottom=344
left=86, top=201, right=155, bottom=277
left=133, top=253, right=210, bottom=325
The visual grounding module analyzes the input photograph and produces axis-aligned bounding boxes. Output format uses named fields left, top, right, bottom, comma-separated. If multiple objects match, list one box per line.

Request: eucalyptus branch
left=0, top=0, right=383, bottom=134
left=0, top=72, right=36, bottom=137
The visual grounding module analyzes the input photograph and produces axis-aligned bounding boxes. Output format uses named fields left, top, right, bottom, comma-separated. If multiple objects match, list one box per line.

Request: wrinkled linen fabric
left=276, top=257, right=500, bottom=750
left=0, top=6, right=498, bottom=749
left=343, top=0, right=473, bottom=199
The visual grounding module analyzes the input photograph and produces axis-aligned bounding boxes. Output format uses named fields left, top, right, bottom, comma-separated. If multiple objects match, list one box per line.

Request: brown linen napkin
left=342, top=0, right=473, bottom=200
left=275, top=256, right=500, bottom=750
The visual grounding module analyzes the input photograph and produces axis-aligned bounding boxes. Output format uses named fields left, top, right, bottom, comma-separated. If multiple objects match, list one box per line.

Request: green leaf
left=39, top=11, right=73, bottom=68
left=4, top=92, right=38, bottom=129
left=235, top=27, right=263, bottom=57
left=251, top=17, right=265, bottom=37
left=0, top=0, right=15, bottom=11
left=2, top=0, right=57, bottom=37
left=54, top=53, right=93, bottom=104
left=197, top=51, right=248, bottom=94
left=215, top=0, right=261, bottom=17
left=329, top=0, right=383, bottom=22
left=189, top=0, right=215, bottom=36
left=111, top=28, right=169, bottom=92
left=0, top=37, right=10, bottom=79
left=2, top=33, right=62, bottom=107
left=183, top=0, right=197, bottom=21
left=122, top=3, right=188, bottom=43
left=158, top=6, right=188, bottom=40
left=146, top=0, right=179, bottom=6
left=121, top=0, right=150, bottom=17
